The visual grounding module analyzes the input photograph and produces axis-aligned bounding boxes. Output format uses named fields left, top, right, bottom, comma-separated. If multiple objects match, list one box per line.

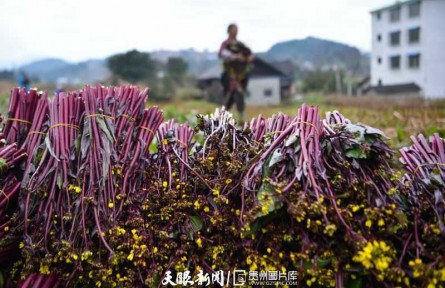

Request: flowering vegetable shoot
left=0, top=85, right=444, bottom=288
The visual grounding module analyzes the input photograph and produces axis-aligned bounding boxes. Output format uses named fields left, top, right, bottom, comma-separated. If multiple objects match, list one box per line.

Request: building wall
left=422, top=0, right=445, bottom=98
left=371, top=0, right=445, bottom=98
left=246, top=76, right=281, bottom=106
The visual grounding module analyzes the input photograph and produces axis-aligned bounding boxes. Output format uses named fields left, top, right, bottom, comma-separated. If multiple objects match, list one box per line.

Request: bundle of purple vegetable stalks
left=0, top=85, right=444, bottom=288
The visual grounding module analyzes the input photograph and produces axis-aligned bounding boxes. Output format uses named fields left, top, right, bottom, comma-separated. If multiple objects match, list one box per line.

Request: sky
left=0, top=0, right=395, bottom=69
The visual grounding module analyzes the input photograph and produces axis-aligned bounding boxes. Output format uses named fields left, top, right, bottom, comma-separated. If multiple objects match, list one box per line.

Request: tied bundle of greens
left=0, top=84, right=444, bottom=288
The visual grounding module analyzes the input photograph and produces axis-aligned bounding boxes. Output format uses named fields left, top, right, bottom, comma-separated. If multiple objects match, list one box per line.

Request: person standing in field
left=17, top=71, right=30, bottom=91
left=219, top=23, right=254, bottom=122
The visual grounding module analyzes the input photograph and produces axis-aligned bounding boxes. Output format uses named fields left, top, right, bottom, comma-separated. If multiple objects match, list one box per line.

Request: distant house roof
left=370, top=83, right=421, bottom=94
left=270, top=60, right=296, bottom=76
left=357, top=76, right=370, bottom=87
left=370, top=0, right=421, bottom=14
left=197, top=65, right=222, bottom=81
left=197, top=57, right=285, bottom=81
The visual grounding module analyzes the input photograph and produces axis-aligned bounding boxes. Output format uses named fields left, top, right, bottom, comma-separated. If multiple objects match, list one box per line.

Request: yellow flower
left=196, top=238, right=203, bottom=248
left=153, top=247, right=158, bottom=254
left=162, top=181, right=168, bottom=188
left=108, top=202, right=114, bottom=208
left=261, top=202, right=270, bottom=215
left=127, top=251, right=134, bottom=261
left=225, top=178, right=232, bottom=184
left=387, top=188, right=396, bottom=196
left=323, top=224, right=337, bottom=237
left=439, top=268, right=445, bottom=281
left=39, top=264, right=50, bottom=275
left=81, top=251, right=92, bottom=261
left=194, top=200, right=200, bottom=210
left=19, top=242, right=25, bottom=249
left=378, top=219, right=385, bottom=226
left=365, top=220, right=372, bottom=228
left=68, top=184, right=82, bottom=193
left=4, top=226, right=9, bottom=232
left=204, top=206, right=210, bottom=213
left=353, top=241, right=393, bottom=272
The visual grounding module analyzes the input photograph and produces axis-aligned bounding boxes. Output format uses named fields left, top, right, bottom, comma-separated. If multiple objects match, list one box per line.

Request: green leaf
left=255, top=183, right=283, bottom=218
left=269, top=149, right=283, bottom=168
left=285, top=134, right=299, bottom=147
left=35, top=146, right=45, bottom=164
left=345, top=277, right=362, bottom=288
left=189, top=215, right=203, bottom=232
left=317, top=257, right=332, bottom=268
left=0, top=158, right=7, bottom=173
left=57, top=173, right=63, bottom=189
left=242, top=208, right=283, bottom=237
left=96, top=116, right=115, bottom=142
left=149, top=140, right=158, bottom=153
left=74, top=133, right=82, bottom=154
left=45, top=136, right=59, bottom=161
left=0, top=272, right=4, bottom=288
left=345, top=146, right=368, bottom=159
left=300, top=257, right=332, bottom=270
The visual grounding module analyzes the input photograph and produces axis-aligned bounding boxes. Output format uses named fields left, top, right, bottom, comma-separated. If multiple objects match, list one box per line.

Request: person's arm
left=219, top=40, right=241, bottom=61
left=238, top=41, right=255, bottom=63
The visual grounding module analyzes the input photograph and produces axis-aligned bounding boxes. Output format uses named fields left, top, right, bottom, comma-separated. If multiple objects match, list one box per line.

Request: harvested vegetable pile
left=0, top=85, right=444, bottom=288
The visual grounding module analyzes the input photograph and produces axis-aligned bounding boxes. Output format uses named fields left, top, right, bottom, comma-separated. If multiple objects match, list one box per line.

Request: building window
left=390, top=55, right=401, bottom=69
left=408, top=54, right=421, bottom=68
left=264, top=89, right=273, bottom=97
left=376, top=12, right=381, bottom=20
left=409, top=27, right=421, bottom=43
left=409, top=2, right=421, bottom=17
left=377, top=57, right=382, bottom=64
left=390, top=31, right=401, bottom=46
left=390, top=7, right=401, bottom=22
left=377, top=34, right=382, bottom=42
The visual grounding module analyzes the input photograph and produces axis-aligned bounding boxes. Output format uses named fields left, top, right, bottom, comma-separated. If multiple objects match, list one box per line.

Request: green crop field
left=154, top=97, right=445, bottom=147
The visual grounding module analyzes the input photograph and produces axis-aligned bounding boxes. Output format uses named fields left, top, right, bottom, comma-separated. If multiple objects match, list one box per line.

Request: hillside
left=262, top=36, right=368, bottom=73
left=20, top=58, right=70, bottom=76
left=21, top=59, right=110, bottom=84
left=18, top=36, right=369, bottom=83
left=150, top=48, right=218, bottom=75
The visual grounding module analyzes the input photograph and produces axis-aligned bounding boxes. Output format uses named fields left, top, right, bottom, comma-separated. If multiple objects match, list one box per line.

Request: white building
left=197, top=58, right=289, bottom=106
left=370, top=0, right=445, bottom=98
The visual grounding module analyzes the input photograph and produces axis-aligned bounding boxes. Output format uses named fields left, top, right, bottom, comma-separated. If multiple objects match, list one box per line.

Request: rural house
left=197, top=58, right=289, bottom=106
left=370, top=0, right=445, bottom=98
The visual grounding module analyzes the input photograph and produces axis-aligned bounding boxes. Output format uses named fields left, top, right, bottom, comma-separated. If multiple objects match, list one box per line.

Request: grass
left=150, top=96, right=445, bottom=147
left=1, top=88, right=444, bottom=147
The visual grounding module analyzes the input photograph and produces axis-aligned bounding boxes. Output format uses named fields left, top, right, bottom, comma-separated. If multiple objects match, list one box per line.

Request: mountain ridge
left=18, top=36, right=370, bottom=83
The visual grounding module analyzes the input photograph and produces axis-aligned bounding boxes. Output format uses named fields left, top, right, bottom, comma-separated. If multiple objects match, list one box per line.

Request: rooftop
left=197, top=57, right=285, bottom=81
left=370, top=0, right=421, bottom=14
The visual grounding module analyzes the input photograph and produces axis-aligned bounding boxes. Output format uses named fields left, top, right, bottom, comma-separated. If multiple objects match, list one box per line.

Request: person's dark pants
left=221, top=72, right=248, bottom=113
left=224, top=90, right=245, bottom=113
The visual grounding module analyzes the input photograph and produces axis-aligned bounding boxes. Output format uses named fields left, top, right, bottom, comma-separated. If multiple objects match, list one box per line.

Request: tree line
left=107, top=49, right=189, bottom=100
